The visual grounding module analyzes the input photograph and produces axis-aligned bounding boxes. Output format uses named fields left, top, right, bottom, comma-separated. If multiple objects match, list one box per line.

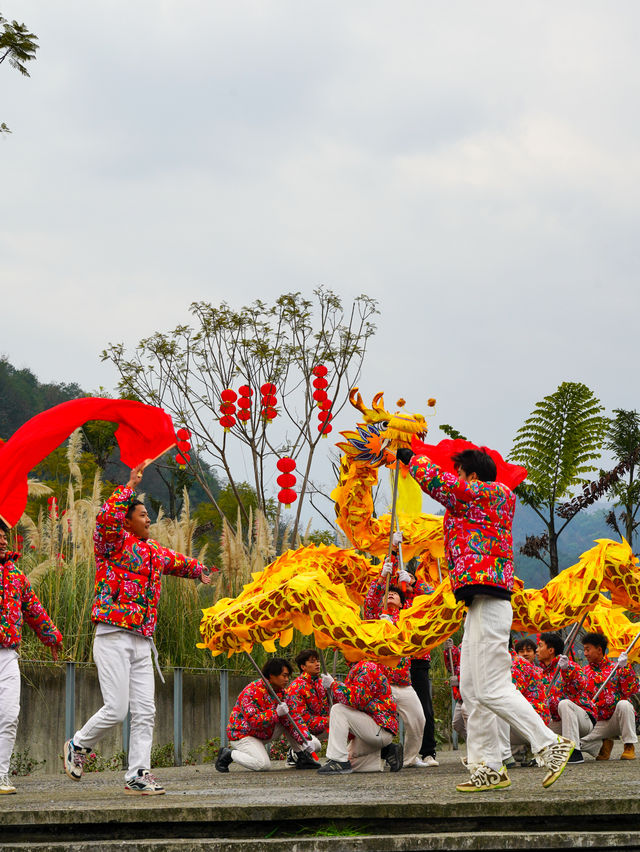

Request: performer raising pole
left=397, top=441, right=574, bottom=792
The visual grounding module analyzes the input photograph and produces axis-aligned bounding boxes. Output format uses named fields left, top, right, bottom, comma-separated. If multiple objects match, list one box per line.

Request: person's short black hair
left=583, top=632, right=608, bottom=654
left=262, top=657, right=292, bottom=679
left=0, top=519, right=8, bottom=534
left=452, top=449, right=497, bottom=483
left=539, top=632, right=564, bottom=656
left=125, top=500, right=144, bottom=519
left=388, top=584, right=406, bottom=607
left=514, top=638, right=537, bottom=654
left=295, top=648, right=319, bottom=670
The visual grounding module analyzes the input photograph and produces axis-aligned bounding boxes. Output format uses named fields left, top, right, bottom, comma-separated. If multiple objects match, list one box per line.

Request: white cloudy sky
left=3, top=1, right=640, bottom=475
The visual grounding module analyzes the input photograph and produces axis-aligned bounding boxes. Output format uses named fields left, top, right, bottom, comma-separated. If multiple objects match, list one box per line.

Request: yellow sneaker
left=537, top=736, right=575, bottom=788
left=0, top=774, right=16, bottom=795
left=456, top=764, right=511, bottom=792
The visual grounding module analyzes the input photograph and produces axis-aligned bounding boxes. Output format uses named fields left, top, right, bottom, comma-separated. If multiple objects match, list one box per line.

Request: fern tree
left=604, top=409, right=640, bottom=549
left=510, top=382, right=608, bottom=578
left=0, top=13, right=38, bottom=134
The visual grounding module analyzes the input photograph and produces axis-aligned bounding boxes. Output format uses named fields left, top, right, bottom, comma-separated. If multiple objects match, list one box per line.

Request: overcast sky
left=3, top=1, right=639, bottom=492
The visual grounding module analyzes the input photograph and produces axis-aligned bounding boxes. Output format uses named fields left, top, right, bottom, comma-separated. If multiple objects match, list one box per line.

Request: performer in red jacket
left=285, top=649, right=330, bottom=765
left=0, top=521, right=62, bottom=795
left=63, top=463, right=216, bottom=795
left=398, top=446, right=573, bottom=792
left=216, top=657, right=319, bottom=772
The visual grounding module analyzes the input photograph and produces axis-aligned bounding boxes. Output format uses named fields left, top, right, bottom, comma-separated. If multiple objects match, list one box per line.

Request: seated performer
left=216, top=658, right=320, bottom=772
left=536, top=632, right=595, bottom=764
left=364, top=561, right=426, bottom=768
left=285, top=649, right=330, bottom=766
left=514, top=638, right=538, bottom=665
left=398, top=445, right=573, bottom=792
left=318, top=661, right=402, bottom=774
left=443, top=638, right=466, bottom=741
left=64, top=464, right=216, bottom=795
left=401, top=557, right=439, bottom=767
left=500, top=645, right=552, bottom=764
left=0, top=521, right=63, bottom=795
left=580, top=632, right=638, bottom=760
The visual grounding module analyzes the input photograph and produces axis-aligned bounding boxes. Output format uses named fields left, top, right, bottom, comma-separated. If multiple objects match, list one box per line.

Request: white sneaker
left=124, top=769, right=165, bottom=795
left=415, top=755, right=439, bottom=767
left=0, top=774, right=16, bottom=795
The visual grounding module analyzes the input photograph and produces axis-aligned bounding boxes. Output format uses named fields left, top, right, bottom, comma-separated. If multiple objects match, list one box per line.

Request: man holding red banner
left=397, top=443, right=574, bottom=792
left=63, top=463, right=216, bottom=795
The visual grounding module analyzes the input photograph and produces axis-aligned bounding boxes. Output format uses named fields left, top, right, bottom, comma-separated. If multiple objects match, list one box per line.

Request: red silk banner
left=0, top=398, right=176, bottom=527
left=410, top=436, right=527, bottom=491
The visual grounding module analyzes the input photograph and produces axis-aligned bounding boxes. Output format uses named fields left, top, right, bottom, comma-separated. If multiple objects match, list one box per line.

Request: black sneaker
left=215, top=746, right=233, bottom=773
left=568, top=749, right=584, bottom=764
left=295, top=749, right=320, bottom=770
left=317, top=759, right=353, bottom=775
left=286, top=748, right=298, bottom=767
left=381, top=743, right=404, bottom=772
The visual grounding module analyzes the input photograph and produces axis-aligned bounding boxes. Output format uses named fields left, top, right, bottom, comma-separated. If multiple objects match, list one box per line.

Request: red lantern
left=312, top=364, right=328, bottom=377
left=237, top=397, right=251, bottom=409
left=262, top=407, right=277, bottom=421
left=220, top=402, right=236, bottom=415
left=318, top=411, right=332, bottom=422
left=313, top=389, right=328, bottom=405
left=313, top=377, right=328, bottom=390
left=261, top=383, right=276, bottom=395
left=220, top=415, right=236, bottom=431
left=262, top=394, right=277, bottom=407
left=221, top=389, right=237, bottom=402
left=278, top=488, right=297, bottom=508
left=318, top=423, right=333, bottom=437
left=176, top=453, right=189, bottom=466
left=237, top=409, right=251, bottom=422
left=238, top=384, right=253, bottom=397
left=277, top=472, right=296, bottom=488
left=319, top=398, right=332, bottom=411
left=277, top=457, right=296, bottom=473
left=176, top=427, right=191, bottom=440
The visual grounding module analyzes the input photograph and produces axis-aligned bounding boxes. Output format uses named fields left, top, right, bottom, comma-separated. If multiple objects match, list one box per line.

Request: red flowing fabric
left=0, top=398, right=176, bottom=527
left=410, top=436, right=527, bottom=491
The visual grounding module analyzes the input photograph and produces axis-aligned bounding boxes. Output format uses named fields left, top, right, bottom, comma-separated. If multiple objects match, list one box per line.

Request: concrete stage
left=1, top=747, right=640, bottom=850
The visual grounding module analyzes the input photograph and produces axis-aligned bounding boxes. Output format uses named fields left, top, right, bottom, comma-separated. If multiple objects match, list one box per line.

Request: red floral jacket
left=537, top=658, right=596, bottom=722
left=331, top=660, right=399, bottom=734
left=511, top=651, right=550, bottom=724
left=582, top=657, right=640, bottom=721
left=364, top=576, right=411, bottom=685
left=227, top=678, right=310, bottom=745
left=0, top=552, right=62, bottom=649
left=287, top=672, right=330, bottom=735
left=92, top=486, right=211, bottom=637
left=443, top=643, right=461, bottom=702
left=409, top=456, right=515, bottom=598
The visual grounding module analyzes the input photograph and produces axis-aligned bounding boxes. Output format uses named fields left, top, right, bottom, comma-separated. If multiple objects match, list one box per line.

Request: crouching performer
left=216, top=657, right=320, bottom=772
left=0, top=521, right=63, bottom=795
left=318, top=661, right=402, bottom=775
left=64, top=464, right=216, bottom=795
left=285, top=649, right=330, bottom=766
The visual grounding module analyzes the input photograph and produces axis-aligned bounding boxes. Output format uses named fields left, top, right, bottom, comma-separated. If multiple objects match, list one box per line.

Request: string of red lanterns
left=237, top=384, right=253, bottom=422
left=260, top=383, right=278, bottom=422
left=276, top=456, right=297, bottom=508
left=220, top=389, right=237, bottom=432
left=313, top=364, right=332, bottom=436
left=176, top=427, right=191, bottom=468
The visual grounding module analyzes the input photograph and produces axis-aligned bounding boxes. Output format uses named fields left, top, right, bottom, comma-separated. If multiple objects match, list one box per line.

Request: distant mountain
left=513, top=500, right=616, bottom=588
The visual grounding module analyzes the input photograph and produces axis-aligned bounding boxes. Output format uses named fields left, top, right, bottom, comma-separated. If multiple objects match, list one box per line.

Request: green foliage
left=10, top=746, right=46, bottom=776
left=81, top=749, right=126, bottom=773
left=306, top=529, right=336, bottom=546
left=605, top=409, right=640, bottom=547
left=510, top=382, right=608, bottom=577
left=0, top=14, right=39, bottom=134
left=439, top=424, right=468, bottom=441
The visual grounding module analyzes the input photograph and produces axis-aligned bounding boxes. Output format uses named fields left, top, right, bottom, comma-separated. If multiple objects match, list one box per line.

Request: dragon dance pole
left=593, top=631, right=640, bottom=702
left=244, top=652, right=319, bottom=760
left=384, top=458, right=401, bottom=609
left=546, top=613, right=588, bottom=694
left=317, top=648, right=334, bottom=707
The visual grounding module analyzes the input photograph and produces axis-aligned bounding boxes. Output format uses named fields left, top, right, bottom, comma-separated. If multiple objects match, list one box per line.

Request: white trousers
left=549, top=700, right=594, bottom=746
left=453, top=701, right=467, bottom=740
left=325, top=703, right=393, bottom=772
left=229, top=727, right=321, bottom=771
left=581, top=700, right=638, bottom=755
left=0, top=650, right=20, bottom=776
left=391, top=685, right=425, bottom=767
left=459, top=595, right=556, bottom=770
left=74, top=630, right=155, bottom=780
